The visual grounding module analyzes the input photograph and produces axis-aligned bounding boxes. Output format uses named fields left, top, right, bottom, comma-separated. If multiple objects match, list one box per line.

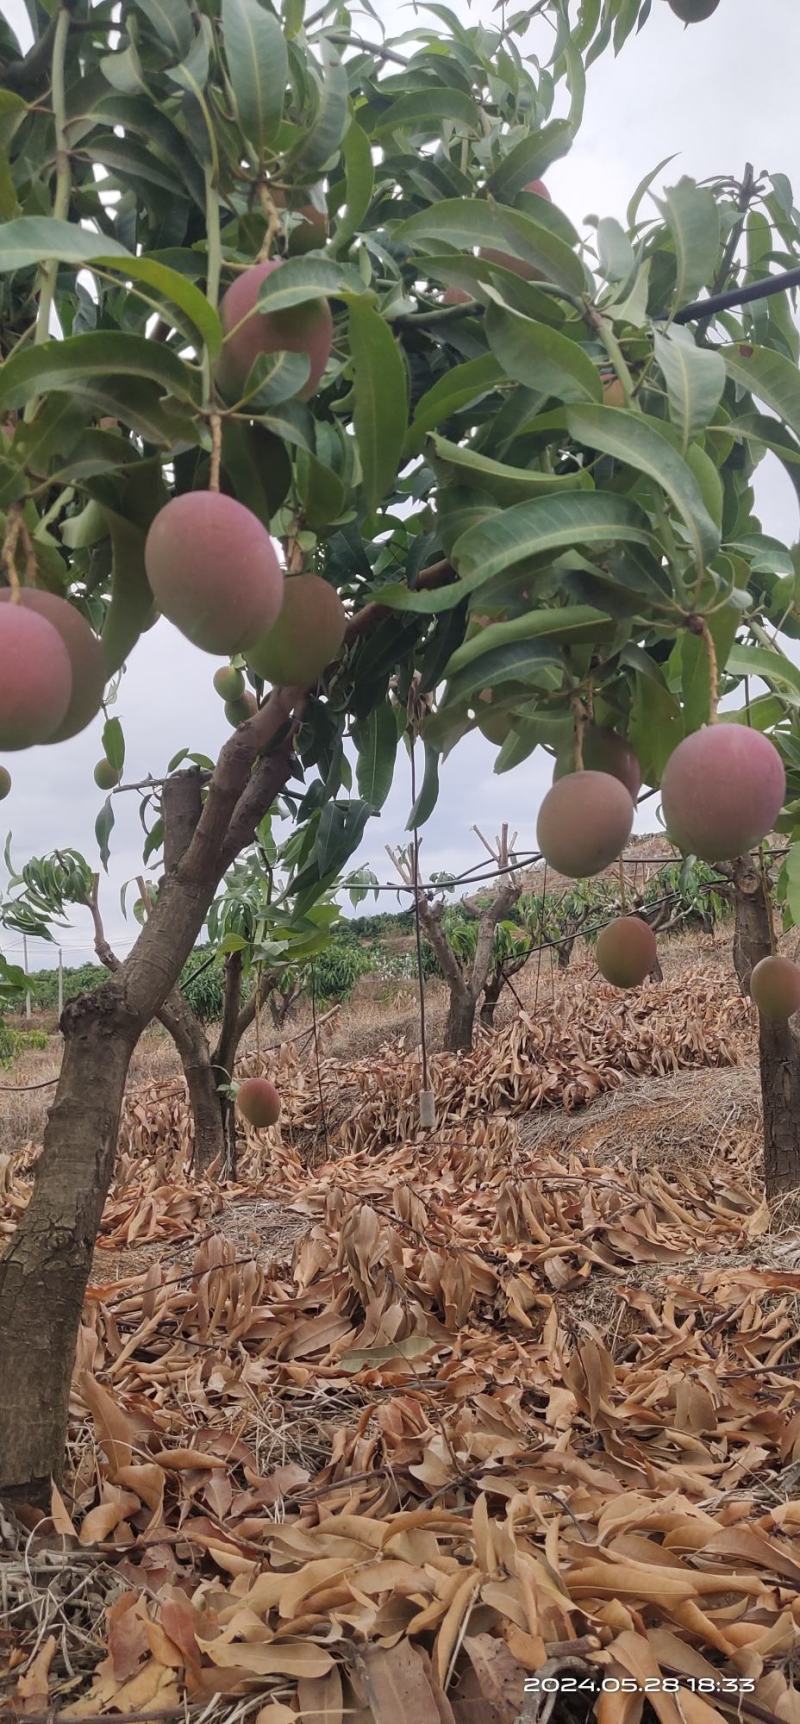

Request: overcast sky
left=2, top=0, right=799, bottom=969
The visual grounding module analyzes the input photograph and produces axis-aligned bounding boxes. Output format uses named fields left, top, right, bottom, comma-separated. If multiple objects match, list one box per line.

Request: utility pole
left=22, top=933, right=30, bottom=1020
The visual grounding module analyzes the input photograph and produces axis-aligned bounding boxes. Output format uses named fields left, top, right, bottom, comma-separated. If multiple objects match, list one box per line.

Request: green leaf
left=221, top=0, right=288, bottom=155
left=444, top=639, right=562, bottom=707
left=374, top=88, right=481, bottom=136
left=721, top=343, right=800, bottom=443
left=132, top=0, right=193, bottom=57
left=349, top=301, right=408, bottom=511
left=487, top=120, right=574, bottom=201
left=675, top=601, right=740, bottom=733
left=254, top=255, right=369, bottom=313
left=626, top=152, right=678, bottom=227
left=564, top=404, right=720, bottom=571
left=353, top=702, right=398, bottom=811
left=659, top=178, right=720, bottom=307
left=333, top=119, right=374, bottom=252
left=445, top=605, right=615, bottom=676
left=407, top=742, right=440, bottom=830
left=629, top=668, right=683, bottom=786
left=101, top=513, right=158, bottom=676
left=726, top=642, right=800, bottom=699
left=378, top=494, right=656, bottom=614
left=405, top=354, right=505, bottom=456
left=428, top=434, right=593, bottom=504
left=295, top=448, right=346, bottom=530
left=95, top=797, right=115, bottom=873
left=0, top=215, right=129, bottom=272
left=486, top=302, right=603, bottom=403
left=222, top=419, right=291, bottom=521
left=596, top=217, right=635, bottom=283
left=288, top=43, right=348, bottom=172
left=653, top=327, right=725, bottom=451
left=102, top=717, right=126, bottom=773
left=399, top=198, right=587, bottom=297
left=0, top=332, right=200, bottom=412
left=241, top=348, right=310, bottom=406
left=0, top=90, right=26, bottom=150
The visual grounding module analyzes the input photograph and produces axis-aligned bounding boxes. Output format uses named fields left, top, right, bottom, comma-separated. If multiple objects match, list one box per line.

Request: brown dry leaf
left=357, top=1642, right=453, bottom=1724
left=14, top=1635, right=57, bottom=1712
left=79, top=1370, right=136, bottom=1470
left=297, top=1665, right=343, bottom=1723
left=197, top=1637, right=334, bottom=1678
left=50, top=1480, right=78, bottom=1537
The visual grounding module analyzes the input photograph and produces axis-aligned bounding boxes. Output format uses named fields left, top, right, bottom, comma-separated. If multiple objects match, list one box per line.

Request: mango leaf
left=399, top=198, right=587, bottom=296
left=221, top=0, right=287, bottom=155
left=374, top=88, right=481, bottom=136
left=353, top=702, right=398, bottom=811
left=0, top=332, right=200, bottom=412
left=349, top=301, right=408, bottom=511
left=378, top=494, right=655, bottom=614
left=444, top=639, right=562, bottom=707
left=333, top=119, right=373, bottom=252
left=653, top=327, right=725, bottom=450
left=0, top=215, right=129, bottom=272
left=487, top=120, right=574, bottom=201
left=429, top=434, right=592, bottom=504
left=405, top=354, right=505, bottom=456
left=486, top=302, right=602, bottom=403
left=254, top=255, right=369, bottom=313
left=102, top=718, right=125, bottom=774
left=288, top=43, right=348, bottom=172
left=564, top=403, right=720, bottom=570
left=659, top=178, right=720, bottom=307
left=445, top=604, right=615, bottom=676
left=95, top=798, right=115, bottom=873
left=407, top=741, right=440, bottom=830
left=721, top=343, right=800, bottom=443
left=726, top=642, right=800, bottom=698
left=596, top=217, right=635, bottom=283
left=133, top=0, right=193, bottom=57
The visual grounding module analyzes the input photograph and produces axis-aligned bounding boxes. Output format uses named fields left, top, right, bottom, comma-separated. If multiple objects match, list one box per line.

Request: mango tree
left=1, top=0, right=800, bottom=1503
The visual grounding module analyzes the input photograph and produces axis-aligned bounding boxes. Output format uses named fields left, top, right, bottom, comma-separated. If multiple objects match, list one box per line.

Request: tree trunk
left=480, top=974, right=503, bottom=1028
left=0, top=698, right=298, bottom=1503
left=445, top=985, right=477, bottom=1053
left=733, top=853, right=800, bottom=1200
left=0, top=994, right=137, bottom=1508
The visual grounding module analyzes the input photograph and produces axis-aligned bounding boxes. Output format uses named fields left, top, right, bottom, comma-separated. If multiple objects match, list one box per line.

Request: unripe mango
left=237, top=1076, right=280, bottom=1128
left=749, top=956, right=800, bottom=1022
left=224, top=693, right=258, bottom=726
left=217, top=259, right=333, bottom=401
left=247, top=574, right=346, bottom=688
left=668, top=0, right=719, bottom=19
left=94, top=758, right=121, bottom=790
left=213, top=665, right=245, bottom=702
left=0, top=603, right=72, bottom=749
left=660, top=725, right=785, bottom=862
left=0, top=766, right=10, bottom=800
left=596, top=915, right=658, bottom=988
left=144, top=492, right=284, bottom=656
left=537, top=770, right=635, bottom=878
left=0, top=588, right=105, bottom=741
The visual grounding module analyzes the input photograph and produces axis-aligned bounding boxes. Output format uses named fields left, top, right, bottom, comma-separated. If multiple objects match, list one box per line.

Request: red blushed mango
left=554, top=725, right=642, bottom=799
left=246, top=574, right=346, bottom=688
left=216, top=260, right=333, bottom=401
left=145, top=492, right=284, bottom=656
left=0, top=588, right=106, bottom=741
left=596, top=916, right=658, bottom=988
left=537, top=770, right=635, bottom=878
left=750, top=956, right=800, bottom=1022
left=0, top=604, right=73, bottom=749
left=237, top=1077, right=280, bottom=1128
left=661, top=725, right=785, bottom=862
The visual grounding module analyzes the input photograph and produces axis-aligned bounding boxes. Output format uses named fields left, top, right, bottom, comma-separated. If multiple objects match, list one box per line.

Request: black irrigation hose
left=674, top=264, right=800, bottom=326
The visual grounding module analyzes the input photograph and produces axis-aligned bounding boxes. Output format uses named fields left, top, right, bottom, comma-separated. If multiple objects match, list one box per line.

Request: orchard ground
left=4, top=843, right=800, bottom=1715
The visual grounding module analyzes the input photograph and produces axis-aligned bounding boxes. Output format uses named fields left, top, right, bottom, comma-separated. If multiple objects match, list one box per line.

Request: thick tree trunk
left=733, top=853, right=800, bottom=1200
left=445, top=986, right=478, bottom=1053
left=0, top=696, right=298, bottom=1503
left=0, top=995, right=137, bottom=1507
left=480, top=975, right=503, bottom=1028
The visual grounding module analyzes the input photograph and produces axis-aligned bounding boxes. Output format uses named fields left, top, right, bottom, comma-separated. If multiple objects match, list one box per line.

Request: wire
left=674, top=264, right=800, bottom=326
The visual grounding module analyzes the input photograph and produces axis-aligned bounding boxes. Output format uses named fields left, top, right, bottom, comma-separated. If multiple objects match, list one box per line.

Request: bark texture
left=732, top=853, right=800, bottom=1200
left=419, top=873, right=521, bottom=1053
left=0, top=696, right=299, bottom=1502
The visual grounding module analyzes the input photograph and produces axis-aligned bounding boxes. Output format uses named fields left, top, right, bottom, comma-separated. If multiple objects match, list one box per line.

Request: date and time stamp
left=522, top=1676, right=756, bottom=1696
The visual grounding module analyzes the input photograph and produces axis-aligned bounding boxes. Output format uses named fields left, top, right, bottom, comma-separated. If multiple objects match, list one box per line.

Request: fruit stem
left=1, top=504, right=36, bottom=599
left=208, top=413, right=222, bottom=493
left=571, top=695, right=587, bottom=770
left=202, top=163, right=222, bottom=406
left=33, top=7, right=71, bottom=352
left=698, top=617, right=718, bottom=723
left=256, top=182, right=281, bottom=261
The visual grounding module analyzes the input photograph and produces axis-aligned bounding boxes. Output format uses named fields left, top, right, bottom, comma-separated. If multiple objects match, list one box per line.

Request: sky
left=2, top=0, right=799, bottom=969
